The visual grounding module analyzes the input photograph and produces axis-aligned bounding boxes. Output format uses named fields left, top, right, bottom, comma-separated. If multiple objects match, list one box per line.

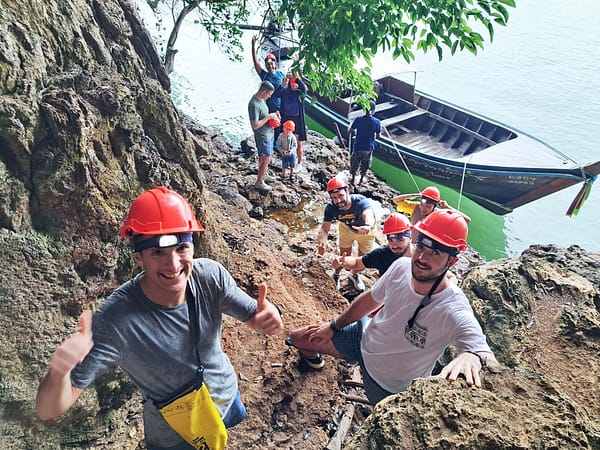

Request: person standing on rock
left=348, top=100, right=381, bottom=186
left=36, top=186, right=284, bottom=450
left=279, top=73, right=308, bottom=171
left=288, top=209, right=498, bottom=403
left=276, top=120, right=298, bottom=181
left=251, top=35, right=285, bottom=141
left=248, top=80, right=281, bottom=191
left=317, top=176, right=377, bottom=292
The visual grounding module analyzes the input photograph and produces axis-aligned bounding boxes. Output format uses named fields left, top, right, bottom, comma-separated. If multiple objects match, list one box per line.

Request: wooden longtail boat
left=304, top=70, right=599, bottom=215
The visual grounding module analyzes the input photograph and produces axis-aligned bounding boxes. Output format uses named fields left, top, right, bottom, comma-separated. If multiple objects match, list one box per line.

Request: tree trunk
left=164, top=0, right=201, bottom=73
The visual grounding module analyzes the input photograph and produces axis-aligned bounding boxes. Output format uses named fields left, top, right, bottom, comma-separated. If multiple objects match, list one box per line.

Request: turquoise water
left=138, top=0, right=600, bottom=260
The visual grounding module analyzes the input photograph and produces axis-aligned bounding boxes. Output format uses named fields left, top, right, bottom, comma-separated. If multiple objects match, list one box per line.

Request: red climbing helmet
left=411, top=209, right=468, bottom=253
left=283, top=120, right=295, bottom=131
left=326, top=177, right=349, bottom=193
left=264, top=53, right=277, bottom=62
left=382, top=213, right=411, bottom=235
left=268, top=117, right=281, bottom=128
left=420, top=186, right=441, bottom=203
left=119, top=186, right=205, bottom=237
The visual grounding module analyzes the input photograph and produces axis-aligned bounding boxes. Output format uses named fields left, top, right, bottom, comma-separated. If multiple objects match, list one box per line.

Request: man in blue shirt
left=251, top=35, right=285, bottom=115
left=348, top=101, right=381, bottom=186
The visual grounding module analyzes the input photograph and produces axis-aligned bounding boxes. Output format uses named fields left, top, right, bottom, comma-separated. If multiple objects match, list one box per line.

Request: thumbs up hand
left=49, top=310, right=94, bottom=377
left=246, top=283, right=284, bottom=335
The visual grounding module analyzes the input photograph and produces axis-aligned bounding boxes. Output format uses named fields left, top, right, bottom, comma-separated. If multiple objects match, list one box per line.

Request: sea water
left=137, top=0, right=600, bottom=260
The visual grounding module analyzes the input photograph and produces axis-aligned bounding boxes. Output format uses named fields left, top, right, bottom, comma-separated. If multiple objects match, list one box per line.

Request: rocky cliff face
left=1, top=1, right=599, bottom=449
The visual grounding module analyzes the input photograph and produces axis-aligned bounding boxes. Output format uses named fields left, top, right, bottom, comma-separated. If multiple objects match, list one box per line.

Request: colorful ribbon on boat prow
left=565, top=173, right=597, bottom=217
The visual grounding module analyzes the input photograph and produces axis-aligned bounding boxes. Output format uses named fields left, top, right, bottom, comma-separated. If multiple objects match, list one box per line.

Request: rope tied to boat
left=457, top=154, right=476, bottom=212
left=381, top=124, right=471, bottom=212
left=381, top=125, right=421, bottom=193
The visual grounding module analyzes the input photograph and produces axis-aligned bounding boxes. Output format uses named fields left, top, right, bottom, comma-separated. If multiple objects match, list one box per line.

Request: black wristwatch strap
left=329, top=318, right=342, bottom=333
left=465, top=351, right=487, bottom=369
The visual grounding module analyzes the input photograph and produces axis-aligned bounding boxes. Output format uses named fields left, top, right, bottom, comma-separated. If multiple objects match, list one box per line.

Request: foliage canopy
left=151, top=0, right=516, bottom=101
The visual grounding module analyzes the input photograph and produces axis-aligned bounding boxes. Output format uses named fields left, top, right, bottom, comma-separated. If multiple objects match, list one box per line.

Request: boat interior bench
left=348, top=101, right=399, bottom=121
left=380, top=109, right=427, bottom=127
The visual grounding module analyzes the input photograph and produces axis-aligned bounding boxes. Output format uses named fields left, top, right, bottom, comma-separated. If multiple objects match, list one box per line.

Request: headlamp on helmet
left=132, top=233, right=193, bottom=253
left=416, top=234, right=458, bottom=256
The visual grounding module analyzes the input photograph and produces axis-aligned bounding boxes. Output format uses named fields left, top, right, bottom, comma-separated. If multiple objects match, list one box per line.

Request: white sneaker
left=254, top=181, right=272, bottom=191
left=295, top=164, right=303, bottom=173
left=263, top=174, right=277, bottom=183
left=350, top=273, right=365, bottom=291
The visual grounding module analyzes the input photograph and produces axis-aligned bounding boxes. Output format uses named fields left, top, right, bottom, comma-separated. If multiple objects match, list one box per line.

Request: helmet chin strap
left=407, top=269, right=447, bottom=329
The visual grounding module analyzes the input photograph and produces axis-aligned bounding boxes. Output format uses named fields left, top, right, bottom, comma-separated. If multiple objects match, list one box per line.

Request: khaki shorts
left=338, top=222, right=376, bottom=255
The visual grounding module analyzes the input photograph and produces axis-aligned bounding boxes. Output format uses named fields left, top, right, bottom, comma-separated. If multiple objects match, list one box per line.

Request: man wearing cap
left=348, top=100, right=381, bottom=186
left=393, top=186, right=471, bottom=241
left=36, top=186, right=284, bottom=449
left=288, top=209, right=498, bottom=402
left=248, top=80, right=281, bottom=191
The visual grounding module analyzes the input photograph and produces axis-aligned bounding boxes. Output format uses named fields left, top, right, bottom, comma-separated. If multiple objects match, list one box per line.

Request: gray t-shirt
left=248, top=94, right=273, bottom=143
left=71, top=258, right=256, bottom=447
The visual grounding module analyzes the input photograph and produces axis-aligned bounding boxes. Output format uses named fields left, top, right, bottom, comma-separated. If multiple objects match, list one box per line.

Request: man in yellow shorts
left=317, top=177, right=376, bottom=291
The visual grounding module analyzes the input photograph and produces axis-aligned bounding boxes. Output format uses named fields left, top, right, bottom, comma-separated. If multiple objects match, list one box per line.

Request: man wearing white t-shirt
left=287, top=209, right=498, bottom=404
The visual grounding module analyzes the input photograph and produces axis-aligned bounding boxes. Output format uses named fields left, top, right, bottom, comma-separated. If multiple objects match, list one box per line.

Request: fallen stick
left=343, top=379, right=364, bottom=388
left=342, top=393, right=372, bottom=405
left=326, top=402, right=355, bottom=450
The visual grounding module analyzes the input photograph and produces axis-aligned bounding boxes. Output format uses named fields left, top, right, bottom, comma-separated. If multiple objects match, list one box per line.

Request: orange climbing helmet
left=411, top=209, right=468, bottom=254
left=326, top=177, right=349, bottom=193
left=283, top=120, right=295, bottom=131
left=382, top=213, right=411, bottom=235
left=119, top=186, right=205, bottom=238
left=268, top=117, right=281, bottom=128
left=420, top=186, right=441, bottom=203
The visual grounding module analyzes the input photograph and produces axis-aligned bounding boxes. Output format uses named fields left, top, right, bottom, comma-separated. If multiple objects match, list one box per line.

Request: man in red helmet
left=317, top=176, right=377, bottom=293
left=393, top=186, right=471, bottom=240
left=36, top=187, right=284, bottom=449
left=334, top=212, right=413, bottom=277
left=288, top=209, right=498, bottom=400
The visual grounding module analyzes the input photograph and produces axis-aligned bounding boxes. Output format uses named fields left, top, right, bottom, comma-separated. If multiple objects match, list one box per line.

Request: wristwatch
left=465, top=351, right=487, bottom=369
left=329, top=318, right=342, bottom=333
